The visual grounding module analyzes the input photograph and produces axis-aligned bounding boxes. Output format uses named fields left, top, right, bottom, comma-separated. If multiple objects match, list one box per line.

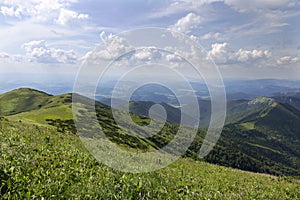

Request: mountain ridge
left=1, top=88, right=300, bottom=176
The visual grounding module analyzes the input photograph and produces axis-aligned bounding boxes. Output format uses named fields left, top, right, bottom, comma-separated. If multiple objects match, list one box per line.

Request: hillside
left=1, top=117, right=299, bottom=199
left=0, top=88, right=52, bottom=116
left=127, top=96, right=300, bottom=129
left=128, top=101, right=197, bottom=126
left=1, top=88, right=300, bottom=177
left=204, top=97, right=300, bottom=176
left=272, top=95, right=300, bottom=111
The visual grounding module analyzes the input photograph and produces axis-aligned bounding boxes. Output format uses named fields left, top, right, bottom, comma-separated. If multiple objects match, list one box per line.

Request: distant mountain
left=128, top=101, right=198, bottom=126
left=272, top=92, right=300, bottom=98
left=226, top=92, right=256, bottom=100
left=224, top=79, right=300, bottom=97
left=272, top=95, right=300, bottom=111
left=127, top=97, right=289, bottom=128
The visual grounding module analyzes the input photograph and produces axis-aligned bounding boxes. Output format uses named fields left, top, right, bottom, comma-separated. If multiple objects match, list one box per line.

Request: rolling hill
left=0, top=88, right=300, bottom=177
left=1, top=117, right=299, bottom=199
left=0, top=88, right=52, bottom=116
left=91, top=95, right=300, bottom=176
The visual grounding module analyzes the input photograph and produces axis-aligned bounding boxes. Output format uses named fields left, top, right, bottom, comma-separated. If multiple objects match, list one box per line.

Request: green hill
left=125, top=96, right=300, bottom=176
left=127, top=101, right=197, bottom=126
left=1, top=117, right=299, bottom=199
left=0, top=88, right=52, bottom=116
left=205, top=97, right=300, bottom=176
left=1, top=88, right=300, bottom=177
left=7, top=93, right=74, bottom=123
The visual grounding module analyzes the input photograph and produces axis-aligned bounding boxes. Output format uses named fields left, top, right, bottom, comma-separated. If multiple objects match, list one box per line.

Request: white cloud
left=207, top=43, right=271, bottom=65
left=0, top=6, right=22, bottom=17
left=22, top=40, right=77, bottom=64
left=0, top=52, right=9, bottom=59
left=83, top=31, right=133, bottom=62
left=0, top=51, right=24, bottom=63
left=277, top=56, right=299, bottom=65
left=56, top=8, right=88, bottom=25
left=166, top=54, right=183, bottom=63
left=235, top=49, right=271, bottom=62
left=207, top=43, right=232, bottom=64
left=0, top=0, right=88, bottom=25
left=84, top=31, right=196, bottom=68
left=170, top=13, right=202, bottom=33
left=133, top=47, right=162, bottom=62
left=201, top=32, right=222, bottom=41
left=224, top=0, right=298, bottom=12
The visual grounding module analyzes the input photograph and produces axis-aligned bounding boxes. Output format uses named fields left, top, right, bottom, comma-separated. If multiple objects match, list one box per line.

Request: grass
left=1, top=117, right=299, bottom=199
left=2, top=88, right=300, bottom=177
left=240, top=122, right=255, bottom=130
left=8, top=105, right=73, bottom=124
left=246, top=143, right=283, bottom=154
left=0, top=88, right=51, bottom=116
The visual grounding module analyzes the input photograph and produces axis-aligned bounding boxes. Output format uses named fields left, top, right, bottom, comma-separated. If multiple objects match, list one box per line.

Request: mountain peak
left=0, top=87, right=52, bottom=116
left=248, top=96, right=275, bottom=106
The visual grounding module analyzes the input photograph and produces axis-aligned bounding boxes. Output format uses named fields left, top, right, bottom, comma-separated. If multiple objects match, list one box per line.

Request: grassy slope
left=0, top=88, right=51, bottom=116
left=8, top=105, right=72, bottom=124
left=1, top=88, right=300, bottom=177
left=206, top=101, right=300, bottom=176
left=211, top=100, right=300, bottom=176
left=1, top=117, right=299, bottom=199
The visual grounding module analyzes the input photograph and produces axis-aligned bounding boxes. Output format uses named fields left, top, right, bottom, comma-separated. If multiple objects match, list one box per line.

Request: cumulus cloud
left=277, top=56, right=299, bottom=65
left=0, top=0, right=88, bottom=25
left=22, top=40, right=77, bottom=64
left=207, top=43, right=271, bottom=65
left=201, top=32, right=222, bottom=41
left=170, top=13, right=202, bottom=33
left=207, top=43, right=232, bottom=64
left=56, top=8, right=88, bottom=25
left=84, top=31, right=193, bottom=68
left=0, top=6, right=22, bottom=17
left=0, top=52, right=24, bottom=63
left=133, top=47, right=162, bottom=62
left=235, top=49, right=271, bottom=62
left=166, top=54, right=183, bottom=63
left=83, top=31, right=133, bottom=63
left=100, top=31, right=133, bottom=59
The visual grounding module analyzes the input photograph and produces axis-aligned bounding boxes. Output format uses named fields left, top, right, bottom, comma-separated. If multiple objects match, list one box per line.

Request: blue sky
left=0, top=0, right=300, bottom=89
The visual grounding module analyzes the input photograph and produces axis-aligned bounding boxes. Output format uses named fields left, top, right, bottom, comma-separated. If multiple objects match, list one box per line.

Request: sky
left=0, top=0, right=300, bottom=92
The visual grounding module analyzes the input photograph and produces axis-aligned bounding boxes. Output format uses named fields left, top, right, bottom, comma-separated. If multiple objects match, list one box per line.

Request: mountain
left=1, top=117, right=299, bottom=199
left=128, top=96, right=300, bottom=129
left=127, top=101, right=198, bottom=126
left=226, top=92, right=256, bottom=100
left=0, top=88, right=52, bottom=116
left=1, top=88, right=300, bottom=177
left=224, top=79, right=300, bottom=97
left=94, top=79, right=300, bottom=107
left=205, top=97, right=300, bottom=176
left=272, top=95, right=300, bottom=111
left=105, top=95, right=300, bottom=176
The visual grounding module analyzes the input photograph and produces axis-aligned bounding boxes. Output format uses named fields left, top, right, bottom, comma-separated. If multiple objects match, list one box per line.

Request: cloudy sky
left=0, top=0, right=300, bottom=92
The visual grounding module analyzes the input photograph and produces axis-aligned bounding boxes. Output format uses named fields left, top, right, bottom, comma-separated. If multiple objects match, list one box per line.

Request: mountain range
left=0, top=88, right=300, bottom=176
